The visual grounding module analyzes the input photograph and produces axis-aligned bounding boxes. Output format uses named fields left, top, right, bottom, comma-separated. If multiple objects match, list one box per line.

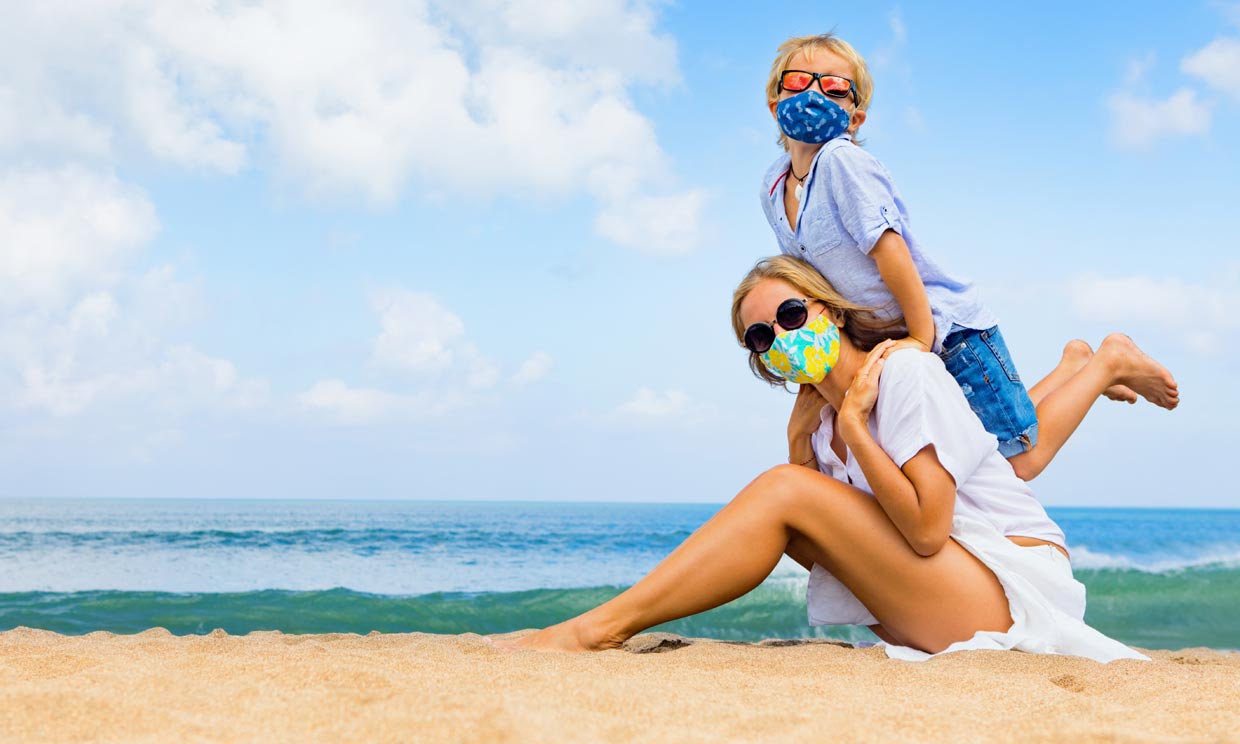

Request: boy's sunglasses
left=743, top=298, right=819, bottom=354
left=779, top=70, right=857, bottom=103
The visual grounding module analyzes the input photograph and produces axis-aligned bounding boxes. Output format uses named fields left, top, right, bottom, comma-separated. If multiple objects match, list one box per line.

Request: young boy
left=760, top=33, right=1178, bottom=480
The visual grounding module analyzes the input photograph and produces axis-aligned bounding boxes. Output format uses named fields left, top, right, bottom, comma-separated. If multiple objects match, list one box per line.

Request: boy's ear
left=849, top=108, right=867, bottom=133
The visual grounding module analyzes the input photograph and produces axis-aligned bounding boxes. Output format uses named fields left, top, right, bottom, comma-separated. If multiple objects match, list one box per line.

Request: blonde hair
left=731, top=255, right=904, bottom=388
left=766, top=33, right=874, bottom=150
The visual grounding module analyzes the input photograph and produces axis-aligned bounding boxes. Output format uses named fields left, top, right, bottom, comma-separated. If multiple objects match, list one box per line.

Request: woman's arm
left=836, top=344, right=956, bottom=555
left=787, top=385, right=827, bottom=467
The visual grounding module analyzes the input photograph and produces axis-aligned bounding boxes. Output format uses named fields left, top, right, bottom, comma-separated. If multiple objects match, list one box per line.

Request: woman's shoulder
left=875, top=348, right=964, bottom=411
left=877, top=348, right=949, bottom=385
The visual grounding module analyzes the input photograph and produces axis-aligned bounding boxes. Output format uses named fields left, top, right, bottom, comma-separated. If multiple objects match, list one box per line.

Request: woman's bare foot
left=1096, top=334, right=1179, bottom=410
left=487, top=614, right=626, bottom=654
left=1061, top=340, right=1138, bottom=404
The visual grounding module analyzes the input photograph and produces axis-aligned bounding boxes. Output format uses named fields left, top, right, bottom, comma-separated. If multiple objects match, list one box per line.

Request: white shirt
left=811, top=349, right=1066, bottom=547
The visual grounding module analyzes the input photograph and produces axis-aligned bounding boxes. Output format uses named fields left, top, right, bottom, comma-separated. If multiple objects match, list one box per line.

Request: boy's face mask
left=776, top=90, right=851, bottom=144
left=760, top=314, right=842, bottom=384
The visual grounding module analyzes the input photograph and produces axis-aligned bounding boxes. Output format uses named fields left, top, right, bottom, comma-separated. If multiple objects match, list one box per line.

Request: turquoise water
left=0, top=499, right=1237, bottom=649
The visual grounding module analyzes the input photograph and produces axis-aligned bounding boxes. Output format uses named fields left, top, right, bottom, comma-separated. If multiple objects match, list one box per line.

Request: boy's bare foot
left=1061, top=340, right=1138, bottom=404
left=1103, top=384, right=1139, bottom=404
left=486, top=616, right=625, bottom=654
left=1097, top=334, right=1179, bottom=410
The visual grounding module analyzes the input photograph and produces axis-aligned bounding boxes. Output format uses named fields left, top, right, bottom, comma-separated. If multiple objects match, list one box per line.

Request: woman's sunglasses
left=779, top=70, right=857, bottom=103
left=743, top=298, right=819, bottom=354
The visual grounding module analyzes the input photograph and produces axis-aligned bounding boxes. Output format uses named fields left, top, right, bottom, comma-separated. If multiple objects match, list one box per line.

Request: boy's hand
left=889, top=336, right=931, bottom=353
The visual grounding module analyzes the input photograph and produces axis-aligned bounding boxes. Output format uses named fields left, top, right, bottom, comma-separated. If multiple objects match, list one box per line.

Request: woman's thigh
left=760, top=466, right=1012, bottom=653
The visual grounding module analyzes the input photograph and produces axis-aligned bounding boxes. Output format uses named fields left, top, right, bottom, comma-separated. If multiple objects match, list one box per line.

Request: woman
left=491, top=256, right=1161, bottom=661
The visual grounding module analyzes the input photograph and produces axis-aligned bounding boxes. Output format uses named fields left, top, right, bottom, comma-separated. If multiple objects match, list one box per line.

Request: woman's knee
left=740, top=464, right=829, bottom=512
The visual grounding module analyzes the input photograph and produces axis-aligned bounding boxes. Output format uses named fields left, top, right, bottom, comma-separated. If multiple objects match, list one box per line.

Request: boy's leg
left=1028, top=340, right=1137, bottom=407
left=1009, top=334, right=1178, bottom=480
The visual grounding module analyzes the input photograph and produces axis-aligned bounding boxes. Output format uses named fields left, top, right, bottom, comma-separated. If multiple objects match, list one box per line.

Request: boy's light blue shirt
left=760, top=134, right=996, bottom=353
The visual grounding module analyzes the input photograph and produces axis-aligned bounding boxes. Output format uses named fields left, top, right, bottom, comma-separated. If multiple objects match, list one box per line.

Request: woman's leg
left=1008, top=334, right=1178, bottom=481
left=785, top=532, right=898, bottom=644
left=492, top=465, right=1012, bottom=654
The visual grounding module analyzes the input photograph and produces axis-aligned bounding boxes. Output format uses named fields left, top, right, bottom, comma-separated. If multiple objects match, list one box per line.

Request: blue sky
left=2, top=1, right=1238, bottom=506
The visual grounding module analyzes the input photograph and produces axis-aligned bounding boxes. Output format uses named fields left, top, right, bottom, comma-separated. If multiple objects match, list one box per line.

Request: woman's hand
left=839, top=339, right=897, bottom=428
left=787, top=384, right=828, bottom=440
left=787, top=384, right=827, bottom=467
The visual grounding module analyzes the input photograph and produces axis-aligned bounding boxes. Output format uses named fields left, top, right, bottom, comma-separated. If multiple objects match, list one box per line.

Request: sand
left=1, top=628, right=1237, bottom=743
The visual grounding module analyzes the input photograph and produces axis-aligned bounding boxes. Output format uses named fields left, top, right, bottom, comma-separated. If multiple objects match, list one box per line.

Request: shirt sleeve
left=872, top=350, right=996, bottom=486
left=823, top=145, right=905, bottom=255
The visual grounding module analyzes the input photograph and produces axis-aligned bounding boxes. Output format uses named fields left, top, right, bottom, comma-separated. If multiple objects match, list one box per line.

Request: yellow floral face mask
left=759, top=314, right=841, bottom=384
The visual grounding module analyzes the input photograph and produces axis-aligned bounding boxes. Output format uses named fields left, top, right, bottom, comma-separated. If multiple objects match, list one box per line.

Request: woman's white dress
left=806, top=349, right=1148, bottom=663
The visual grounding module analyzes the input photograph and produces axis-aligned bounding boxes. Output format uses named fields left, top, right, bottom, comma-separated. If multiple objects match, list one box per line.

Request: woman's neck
left=811, top=340, right=866, bottom=412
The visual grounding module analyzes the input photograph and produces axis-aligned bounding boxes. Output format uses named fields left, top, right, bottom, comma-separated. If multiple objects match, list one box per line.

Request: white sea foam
left=1068, top=544, right=1240, bottom=573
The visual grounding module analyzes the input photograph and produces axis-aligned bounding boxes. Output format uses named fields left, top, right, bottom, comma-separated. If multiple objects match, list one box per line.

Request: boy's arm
left=870, top=229, right=935, bottom=351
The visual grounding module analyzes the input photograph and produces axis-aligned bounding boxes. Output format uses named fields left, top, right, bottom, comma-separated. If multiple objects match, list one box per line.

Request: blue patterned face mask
left=760, top=314, right=842, bottom=384
left=776, top=90, right=851, bottom=145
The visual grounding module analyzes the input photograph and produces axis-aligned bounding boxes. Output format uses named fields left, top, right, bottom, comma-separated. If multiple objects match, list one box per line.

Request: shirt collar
left=767, top=134, right=853, bottom=200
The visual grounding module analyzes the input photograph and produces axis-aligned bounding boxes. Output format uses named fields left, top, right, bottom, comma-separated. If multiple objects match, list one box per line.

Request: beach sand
left=1, top=628, right=1237, bottom=743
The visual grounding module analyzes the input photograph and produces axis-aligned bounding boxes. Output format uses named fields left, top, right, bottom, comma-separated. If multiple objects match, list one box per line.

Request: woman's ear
left=768, top=98, right=780, bottom=120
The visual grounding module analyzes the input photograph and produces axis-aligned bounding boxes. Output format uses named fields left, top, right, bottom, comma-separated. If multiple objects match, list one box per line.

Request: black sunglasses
left=779, top=70, right=858, bottom=104
left=743, top=298, right=819, bottom=354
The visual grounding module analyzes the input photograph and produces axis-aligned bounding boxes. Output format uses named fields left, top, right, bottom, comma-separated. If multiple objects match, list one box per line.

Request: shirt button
left=799, top=244, right=807, bottom=252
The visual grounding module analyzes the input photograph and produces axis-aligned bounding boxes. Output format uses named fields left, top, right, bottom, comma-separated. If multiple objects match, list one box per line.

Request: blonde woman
left=491, top=257, right=1161, bottom=661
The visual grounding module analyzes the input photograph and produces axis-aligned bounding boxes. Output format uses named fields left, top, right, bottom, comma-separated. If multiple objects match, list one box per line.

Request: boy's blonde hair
left=731, top=255, right=904, bottom=388
left=766, top=34, right=873, bottom=150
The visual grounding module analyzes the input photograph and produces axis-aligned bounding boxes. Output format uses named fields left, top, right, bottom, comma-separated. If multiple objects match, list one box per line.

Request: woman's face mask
left=760, top=313, right=842, bottom=384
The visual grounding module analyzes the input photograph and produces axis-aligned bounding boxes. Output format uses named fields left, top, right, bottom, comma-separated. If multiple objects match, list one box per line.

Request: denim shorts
left=938, top=325, right=1038, bottom=457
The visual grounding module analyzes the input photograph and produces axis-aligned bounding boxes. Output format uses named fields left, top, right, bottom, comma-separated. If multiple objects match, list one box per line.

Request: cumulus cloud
left=302, top=288, right=549, bottom=423
left=1182, top=38, right=1240, bottom=100
left=1106, top=88, right=1212, bottom=150
left=369, top=289, right=499, bottom=388
left=607, top=387, right=718, bottom=428
left=513, top=352, right=554, bottom=387
left=0, top=166, right=265, bottom=419
left=298, top=379, right=460, bottom=425
left=0, top=1, right=702, bottom=251
left=1070, top=272, right=1240, bottom=353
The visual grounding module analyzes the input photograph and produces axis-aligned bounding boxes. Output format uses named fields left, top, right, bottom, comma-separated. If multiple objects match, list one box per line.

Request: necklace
left=788, top=163, right=807, bottom=202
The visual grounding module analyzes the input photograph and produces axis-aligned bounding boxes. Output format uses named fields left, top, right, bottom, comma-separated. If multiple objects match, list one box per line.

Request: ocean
left=0, top=498, right=1236, bottom=650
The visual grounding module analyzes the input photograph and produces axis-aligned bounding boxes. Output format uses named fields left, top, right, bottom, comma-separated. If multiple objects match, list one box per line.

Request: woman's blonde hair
left=766, top=33, right=874, bottom=150
left=731, top=255, right=904, bottom=388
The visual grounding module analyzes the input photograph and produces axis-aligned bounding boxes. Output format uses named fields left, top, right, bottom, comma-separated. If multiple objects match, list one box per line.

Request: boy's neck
left=787, top=140, right=825, bottom=180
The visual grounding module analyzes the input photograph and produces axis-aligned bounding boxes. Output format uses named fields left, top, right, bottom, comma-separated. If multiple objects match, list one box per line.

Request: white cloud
left=513, top=352, right=554, bottom=387
left=299, top=380, right=409, bottom=425
left=0, top=2, right=702, bottom=251
left=607, top=387, right=719, bottom=428
left=0, top=166, right=157, bottom=307
left=1106, top=88, right=1212, bottom=150
left=594, top=189, right=707, bottom=255
left=1182, top=38, right=1240, bottom=100
left=1070, top=272, right=1240, bottom=353
left=0, top=166, right=264, bottom=419
left=369, top=289, right=499, bottom=388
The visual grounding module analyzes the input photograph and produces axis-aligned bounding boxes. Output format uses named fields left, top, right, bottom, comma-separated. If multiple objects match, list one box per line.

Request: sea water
left=0, top=499, right=1236, bottom=650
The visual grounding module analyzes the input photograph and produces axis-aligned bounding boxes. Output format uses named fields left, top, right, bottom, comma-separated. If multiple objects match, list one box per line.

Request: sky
left=1, top=1, right=1238, bottom=507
